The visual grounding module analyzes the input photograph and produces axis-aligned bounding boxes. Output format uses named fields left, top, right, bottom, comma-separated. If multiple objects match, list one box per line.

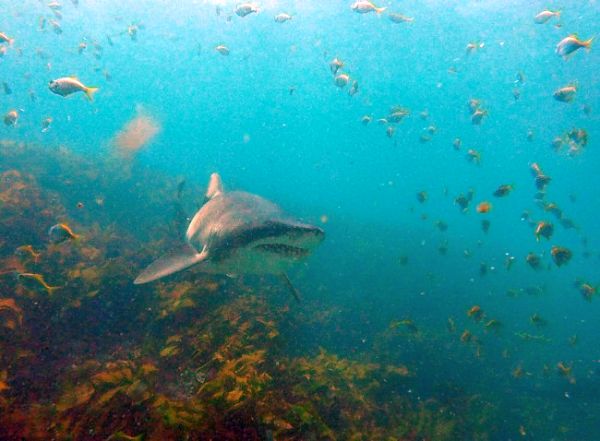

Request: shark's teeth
left=253, top=243, right=309, bottom=258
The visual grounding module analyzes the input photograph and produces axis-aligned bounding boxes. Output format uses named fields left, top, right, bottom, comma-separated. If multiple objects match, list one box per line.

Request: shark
left=134, top=173, right=325, bottom=298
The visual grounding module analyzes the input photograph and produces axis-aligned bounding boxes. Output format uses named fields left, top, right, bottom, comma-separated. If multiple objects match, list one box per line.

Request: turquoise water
left=1, top=0, right=599, bottom=439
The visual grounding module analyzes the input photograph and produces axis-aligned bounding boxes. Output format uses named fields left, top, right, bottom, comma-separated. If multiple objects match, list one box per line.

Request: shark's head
left=249, top=220, right=325, bottom=259
left=208, top=219, right=325, bottom=274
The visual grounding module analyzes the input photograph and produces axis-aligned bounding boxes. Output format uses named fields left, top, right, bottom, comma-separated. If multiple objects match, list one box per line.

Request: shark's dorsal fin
left=205, top=173, right=223, bottom=200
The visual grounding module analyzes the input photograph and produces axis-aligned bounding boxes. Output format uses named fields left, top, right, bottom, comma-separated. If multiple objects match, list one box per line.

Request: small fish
left=481, top=219, right=490, bottom=233
left=49, top=77, right=99, bottom=101
left=515, top=71, right=525, bottom=84
left=48, top=223, right=80, bottom=244
left=274, top=13, right=292, bottom=23
left=351, top=1, right=386, bottom=14
left=534, top=10, right=560, bottom=24
left=467, top=305, right=484, bottom=320
left=534, top=221, right=553, bottom=241
left=49, top=19, right=62, bottom=34
left=390, top=318, right=418, bottom=333
left=484, top=319, right=502, bottom=331
left=512, top=88, right=520, bottom=101
left=543, top=201, right=562, bottom=218
left=479, top=262, right=488, bottom=276
left=127, top=24, right=139, bottom=41
left=77, top=42, right=87, bottom=54
left=471, top=109, right=487, bottom=125
left=47, top=1, right=62, bottom=11
left=476, top=201, right=492, bottom=213
left=348, top=80, right=359, bottom=96
left=493, top=184, right=513, bottom=197
left=530, top=313, right=546, bottom=327
left=512, top=365, right=524, bottom=379
left=176, top=179, right=186, bottom=199
left=387, top=107, right=410, bottom=122
left=334, top=73, right=350, bottom=88
left=559, top=218, right=577, bottom=230
left=360, top=115, right=372, bottom=125
left=419, top=133, right=431, bottom=143
left=460, top=329, right=472, bottom=343
left=452, top=138, right=461, bottom=150
left=466, top=149, right=481, bottom=165
left=447, top=317, right=456, bottom=333
left=435, top=220, right=448, bottom=231
left=526, top=252, right=541, bottom=270
left=329, top=57, right=343, bottom=75
left=567, top=127, right=588, bottom=147
left=550, top=137, right=563, bottom=151
left=41, top=117, right=53, bottom=132
left=416, top=191, right=427, bottom=203
left=526, top=129, right=534, bottom=142
left=467, top=98, right=480, bottom=114
left=388, top=13, right=413, bottom=24
left=556, top=361, right=572, bottom=378
left=551, top=246, right=572, bottom=267
left=556, top=35, right=592, bottom=60
left=215, top=45, right=230, bottom=56
left=582, top=104, right=592, bottom=115
left=106, top=431, right=143, bottom=441
left=235, top=3, right=259, bottom=17
left=15, top=245, right=41, bottom=263
left=530, top=163, right=551, bottom=190
left=0, top=32, right=14, bottom=45
left=17, top=273, right=60, bottom=295
left=0, top=46, right=6, bottom=57
left=576, top=280, right=595, bottom=301
left=553, top=84, right=577, bottom=103
left=455, top=192, right=473, bottom=212
left=2, top=82, right=11, bottom=95
left=504, top=253, right=515, bottom=270
left=3, top=110, right=18, bottom=126
left=465, top=41, right=484, bottom=55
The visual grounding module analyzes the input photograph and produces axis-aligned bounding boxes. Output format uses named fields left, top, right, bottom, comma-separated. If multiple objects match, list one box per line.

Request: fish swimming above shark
left=134, top=173, right=325, bottom=299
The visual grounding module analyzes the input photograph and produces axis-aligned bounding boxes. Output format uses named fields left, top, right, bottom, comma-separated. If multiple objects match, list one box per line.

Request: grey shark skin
left=134, top=173, right=324, bottom=285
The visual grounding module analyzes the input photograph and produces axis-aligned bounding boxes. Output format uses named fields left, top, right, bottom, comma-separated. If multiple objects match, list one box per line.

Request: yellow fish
left=15, top=245, right=41, bottom=263
left=17, top=273, right=60, bottom=295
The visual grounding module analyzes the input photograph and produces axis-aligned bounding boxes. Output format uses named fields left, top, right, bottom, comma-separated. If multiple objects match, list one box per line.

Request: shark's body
left=134, top=173, right=324, bottom=285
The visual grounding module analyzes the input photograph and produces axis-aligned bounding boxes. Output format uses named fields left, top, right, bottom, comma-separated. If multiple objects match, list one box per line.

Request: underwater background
left=0, top=0, right=599, bottom=439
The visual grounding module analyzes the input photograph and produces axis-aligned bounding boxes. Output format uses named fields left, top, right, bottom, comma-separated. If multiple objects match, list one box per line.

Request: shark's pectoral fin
left=134, top=244, right=208, bottom=285
left=280, top=273, right=302, bottom=303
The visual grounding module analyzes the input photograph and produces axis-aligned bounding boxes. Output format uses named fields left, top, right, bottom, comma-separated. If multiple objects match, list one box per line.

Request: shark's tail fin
left=134, top=244, right=207, bottom=285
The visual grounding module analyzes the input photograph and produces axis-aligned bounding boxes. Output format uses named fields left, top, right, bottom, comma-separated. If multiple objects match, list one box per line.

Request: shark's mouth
left=253, top=243, right=310, bottom=258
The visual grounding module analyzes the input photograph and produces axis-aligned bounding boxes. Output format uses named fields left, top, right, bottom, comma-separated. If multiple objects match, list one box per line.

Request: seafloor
left=0, top=140, right=568, bottom=440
